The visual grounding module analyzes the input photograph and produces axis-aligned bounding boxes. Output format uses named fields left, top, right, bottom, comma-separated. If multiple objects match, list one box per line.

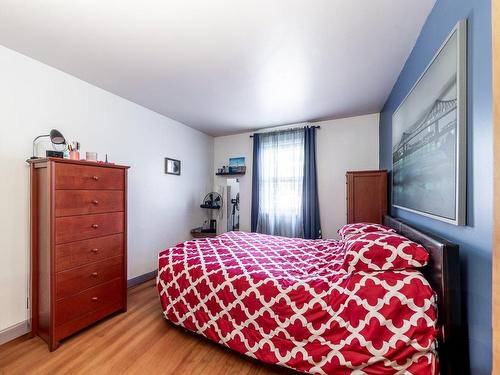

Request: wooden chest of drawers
left=29, top=158, right=129, bottom=351
left=346, top=170, right=388, bottom=224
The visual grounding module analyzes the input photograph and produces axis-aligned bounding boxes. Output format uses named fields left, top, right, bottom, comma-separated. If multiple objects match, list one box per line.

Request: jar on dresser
left=28, top=158, right=129, bottom=351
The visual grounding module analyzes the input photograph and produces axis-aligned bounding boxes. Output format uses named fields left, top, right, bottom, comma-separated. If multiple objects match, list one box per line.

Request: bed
left=157, top=217, right=461, bottom=374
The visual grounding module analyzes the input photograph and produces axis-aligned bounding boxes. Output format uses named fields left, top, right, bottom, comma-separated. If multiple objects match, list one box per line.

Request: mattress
left=157, top=231, right=438, bottom=374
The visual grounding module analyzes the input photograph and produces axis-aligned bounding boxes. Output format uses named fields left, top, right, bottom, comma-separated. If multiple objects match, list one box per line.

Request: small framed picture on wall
left=165, top=157, right=181, bottom=175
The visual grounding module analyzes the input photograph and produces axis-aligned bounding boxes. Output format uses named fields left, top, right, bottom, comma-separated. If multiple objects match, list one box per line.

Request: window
left=256, top=129, right=304, bottom=237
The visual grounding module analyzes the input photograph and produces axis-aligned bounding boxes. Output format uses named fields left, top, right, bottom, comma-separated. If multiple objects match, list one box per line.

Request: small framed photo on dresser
left=165, top=157, right=181, bottom=175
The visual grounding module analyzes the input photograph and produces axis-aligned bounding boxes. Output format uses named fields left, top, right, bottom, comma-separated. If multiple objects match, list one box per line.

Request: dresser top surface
left=27, top=157, right=130, bottom=169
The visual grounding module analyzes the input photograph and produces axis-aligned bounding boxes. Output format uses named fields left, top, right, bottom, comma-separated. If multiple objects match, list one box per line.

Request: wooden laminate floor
left=0, top=280, right=295, bottom=375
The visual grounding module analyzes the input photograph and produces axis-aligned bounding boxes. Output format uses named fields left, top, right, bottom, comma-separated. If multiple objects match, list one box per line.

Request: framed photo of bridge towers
left=392, top=20, right=467, bottom=225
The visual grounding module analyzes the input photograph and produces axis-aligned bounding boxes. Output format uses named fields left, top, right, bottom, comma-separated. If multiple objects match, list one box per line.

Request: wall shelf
left=215, top=172, right=246, bottom=176
left=200, top=204, right=221, bottom=209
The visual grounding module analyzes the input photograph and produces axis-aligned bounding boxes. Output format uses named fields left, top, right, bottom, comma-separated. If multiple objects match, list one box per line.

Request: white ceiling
left=0, top=0, right=435, bottom=136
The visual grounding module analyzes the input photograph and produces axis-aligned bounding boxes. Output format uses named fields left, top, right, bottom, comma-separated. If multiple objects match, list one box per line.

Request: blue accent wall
left=379, top=0, right=492, bottom=373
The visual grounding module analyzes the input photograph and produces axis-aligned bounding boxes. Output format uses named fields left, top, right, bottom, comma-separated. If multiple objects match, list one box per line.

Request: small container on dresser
left=346, top=170, right=388, bottom=224
left=28, top=158, right=130, bottom=351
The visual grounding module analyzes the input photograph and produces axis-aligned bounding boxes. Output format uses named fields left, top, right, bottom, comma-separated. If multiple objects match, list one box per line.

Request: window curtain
left=255, top=128, right=304, bottom=237
left=251, top=126, right=321, bottom=238
left=251, top=134, right=261, bottom=232
left=303, top=126, right=321, bottom=239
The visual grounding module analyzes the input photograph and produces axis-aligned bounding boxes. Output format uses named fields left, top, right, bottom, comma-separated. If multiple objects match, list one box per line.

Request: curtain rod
left=249, top=125, right=320, bottom=138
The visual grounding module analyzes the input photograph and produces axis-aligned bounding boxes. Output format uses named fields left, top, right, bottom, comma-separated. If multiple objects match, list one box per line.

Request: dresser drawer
left=55, top=234, right=124, bottom=272
left=55, top=278, right=123, bottom=326
left=55, top=190, right=124, bottom=217
left=55, top=298, right=124, bottom=341
left=56, top=256, right=124, bottom=299
left=56, top=212, right=124, bottom=244
left=55, top=163, right=125, bottom=190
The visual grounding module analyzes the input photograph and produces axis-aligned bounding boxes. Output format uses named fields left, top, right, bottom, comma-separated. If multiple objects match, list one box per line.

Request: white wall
left=316, top=114, right=380, bottom=237
left=213, top=113, right=379, bottom=238
left=0, top=46, right=214, bottom=333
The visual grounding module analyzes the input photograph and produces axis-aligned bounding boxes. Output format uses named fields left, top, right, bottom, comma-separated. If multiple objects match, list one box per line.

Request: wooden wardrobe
left=29, top=158, right=129, bottom=351
left=346, top=170, right=388, bottom=224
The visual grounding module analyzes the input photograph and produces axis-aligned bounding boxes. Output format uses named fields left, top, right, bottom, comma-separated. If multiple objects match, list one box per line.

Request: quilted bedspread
left=157, top=231, right=438, bottom=374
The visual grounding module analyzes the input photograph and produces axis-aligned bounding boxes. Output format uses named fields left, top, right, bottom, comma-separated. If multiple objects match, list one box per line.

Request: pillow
left=342, top=231, right=429, bottom=273
left=338, top=223, right=396, bottom=240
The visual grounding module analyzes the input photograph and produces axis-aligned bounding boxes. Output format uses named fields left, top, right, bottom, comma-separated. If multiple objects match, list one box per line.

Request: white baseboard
left=0, top=320, right=30, bottom=346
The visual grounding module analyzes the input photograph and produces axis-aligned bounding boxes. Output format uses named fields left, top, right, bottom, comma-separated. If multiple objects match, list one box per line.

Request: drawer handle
left=91, top=272, right=99, bottom=277
left=91, top=248, right=99, bottom=253
left=91, top=297, right=99, bottom=302
left=91, top=224, right=99, bottom=229
left=91, top=200, right=99, bottom=205
left=92, top=176, right=100, bottom=181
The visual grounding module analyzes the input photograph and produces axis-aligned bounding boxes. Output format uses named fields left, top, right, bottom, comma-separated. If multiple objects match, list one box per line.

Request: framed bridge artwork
left=392, top=20, right=467, bottom=225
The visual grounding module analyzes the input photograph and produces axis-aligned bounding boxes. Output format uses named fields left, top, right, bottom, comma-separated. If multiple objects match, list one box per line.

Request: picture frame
left=165, top=157, right=181, bottom=176
left=392, top=20, right=467, bottom=225
left=229, top=157, right=245, bottom=167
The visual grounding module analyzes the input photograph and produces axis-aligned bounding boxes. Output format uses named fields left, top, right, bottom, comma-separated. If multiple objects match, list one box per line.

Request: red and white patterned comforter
left=157, top=231, right=438, bottom=374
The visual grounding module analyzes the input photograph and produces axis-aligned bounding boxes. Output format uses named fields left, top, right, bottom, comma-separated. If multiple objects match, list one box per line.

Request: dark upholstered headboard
left=383, top=216, right=462, bottom=375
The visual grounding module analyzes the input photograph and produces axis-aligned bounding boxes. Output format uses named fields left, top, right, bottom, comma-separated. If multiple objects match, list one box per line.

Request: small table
left=190, top=229, right=217, bottom=239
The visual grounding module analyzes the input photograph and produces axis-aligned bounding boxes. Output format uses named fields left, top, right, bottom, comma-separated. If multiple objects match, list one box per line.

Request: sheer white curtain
left=256, top=128, right=304, bottom=237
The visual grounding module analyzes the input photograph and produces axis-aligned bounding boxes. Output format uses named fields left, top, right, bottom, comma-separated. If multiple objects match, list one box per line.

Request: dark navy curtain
left=251, top=134, right=260, bottom=232
left=302, top=127, right=321, bottom=239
